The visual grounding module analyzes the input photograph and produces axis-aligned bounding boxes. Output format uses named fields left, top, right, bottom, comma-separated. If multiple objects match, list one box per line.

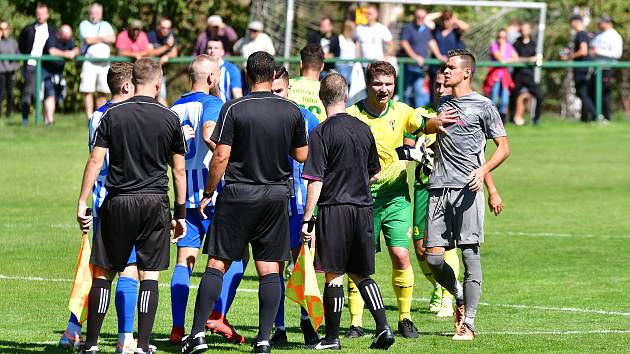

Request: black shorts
left=314, top=204, right=375, bottom=276
left=205, top=183, right=290, bottom=262
left=92, top=194, right=171, bottom=272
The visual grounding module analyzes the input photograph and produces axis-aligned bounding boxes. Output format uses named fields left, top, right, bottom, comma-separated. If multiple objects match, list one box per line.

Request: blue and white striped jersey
left=171, top=92, right=224, bottom=208
left=289, top=107, right=320, bottom=216
left=88, top=101, right=112, bottom=217
left=218, top=60, right=242, bottom=103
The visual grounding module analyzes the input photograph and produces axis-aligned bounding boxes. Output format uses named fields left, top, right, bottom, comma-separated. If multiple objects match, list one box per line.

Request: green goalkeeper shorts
left=373, top=192, right=412, bottom=252
left=412, top=183, right=429, bottom=241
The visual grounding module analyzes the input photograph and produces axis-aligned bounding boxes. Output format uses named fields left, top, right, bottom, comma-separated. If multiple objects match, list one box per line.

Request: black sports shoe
left=397, top=318, right=419, bottom=339
left=370, top=326, right=395, bottom=350
left=344, top=325, right=365, bottom=338
left=251, top=340, right=271, bottom=353
left=181, top=333, right=208, bottom=354
left=78, top=345, right=99, bottom=354
left=300, top=318, right=320, bottom=345
left=269, top=329, right=287, bottom=347
left=306, top=338, right=341, bottom=350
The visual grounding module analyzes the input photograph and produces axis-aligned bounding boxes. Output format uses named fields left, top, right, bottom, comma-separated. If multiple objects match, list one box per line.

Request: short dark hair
left=132, top=58, right=162, bottom=86
left=300, top=44, right=325, bottom=72
left=273, top=64, right=289, bottom=84
left=366, top=61, right=396, bottom=84
left=320, top=16, right=333, bottom=24
left=107, top=62, right=133, bottom=94
left=438, top=63, right=447, bottom=74
left=448, top=49, right=476, bottom=78
left=36, top=2, right=48, bottom=10
left=319, top=72, right=347, bottom=106
left=246, top=51, right=275, bottom=84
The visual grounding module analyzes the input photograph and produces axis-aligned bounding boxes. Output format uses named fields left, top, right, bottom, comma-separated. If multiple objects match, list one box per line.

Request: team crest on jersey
left=389, top=119, right=396, bottom=130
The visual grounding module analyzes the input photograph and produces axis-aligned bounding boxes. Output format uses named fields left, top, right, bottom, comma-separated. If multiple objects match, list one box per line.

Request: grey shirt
left=0, top=37, right=20, bottom=73
left=429, top=92, right=506, bottom=189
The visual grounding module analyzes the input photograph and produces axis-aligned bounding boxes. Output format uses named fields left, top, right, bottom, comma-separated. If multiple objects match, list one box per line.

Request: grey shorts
left=426, top=187, right=484, bottom=248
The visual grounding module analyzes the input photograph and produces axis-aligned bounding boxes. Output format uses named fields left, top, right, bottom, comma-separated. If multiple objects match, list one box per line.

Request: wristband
left=203, top=191, right=213, bottom=199
left=173, top=203, right=186, bottom=219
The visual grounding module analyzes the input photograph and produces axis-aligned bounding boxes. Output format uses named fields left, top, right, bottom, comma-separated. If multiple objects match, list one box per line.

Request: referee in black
left=77, top=58, right=187, bottom=354
left=300, top=73, right=395, bottom=350
left=182, top=51, right=308, bottom=354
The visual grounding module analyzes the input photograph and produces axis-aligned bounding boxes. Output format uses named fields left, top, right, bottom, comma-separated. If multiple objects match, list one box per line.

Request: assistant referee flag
left=286, top=243, right=324, bottom=330
left=68, top=231, right=93, bottom=323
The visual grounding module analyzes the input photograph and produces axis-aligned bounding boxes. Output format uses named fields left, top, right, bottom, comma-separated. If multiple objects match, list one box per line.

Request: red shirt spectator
left=116, top=19, right=150, bottom=59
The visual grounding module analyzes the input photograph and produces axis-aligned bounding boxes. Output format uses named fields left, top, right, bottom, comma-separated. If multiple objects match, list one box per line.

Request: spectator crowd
left=0, top=3, right=624, bottom=125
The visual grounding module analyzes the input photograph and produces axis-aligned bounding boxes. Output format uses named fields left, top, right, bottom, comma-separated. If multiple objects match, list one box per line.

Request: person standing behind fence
left=335, top=20, right=358, bottom=86
left=116, top=19, right=151, bottom=60
left=355, top=5, right=394, bottom=63
left=42, top=24, right=78, bottom=126
left=510, top=22, right=543, bottom=126
left=590, top=15, right=623, bottom=122
left=194, top=15, right=239, bottom=56
left=147, top=17, right=178, bottom=106
left=18, top=3, right=56, bottom=126
left=485, top=29, right=518, bottom=123
left=400, top=8, right=447, bottom=108
left=562, top=15, right=594, bottom=122
left=233, top=21, right=275, bottom=59
left=307, top=17, right=340, bottom=76
left=79, top=3, right=116, bottom=119
left=0, top=21, right=19, bottom=118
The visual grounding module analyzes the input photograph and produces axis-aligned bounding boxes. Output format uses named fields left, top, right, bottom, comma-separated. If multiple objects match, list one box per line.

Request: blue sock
left=274, top=273, right=285, bottom=329
left=213, top=259, right=245, bottom=316
left=300, top=306, right=309, bottom=320
left=171, top=264, right=192, bottom=328
left=115, top=276, right=139, bottom=334
left=68, top=313, right=81, bottom=327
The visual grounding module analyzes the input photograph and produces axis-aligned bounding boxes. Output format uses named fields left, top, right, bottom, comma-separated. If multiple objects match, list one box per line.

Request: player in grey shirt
left=422, top=49, right=510, bottom=341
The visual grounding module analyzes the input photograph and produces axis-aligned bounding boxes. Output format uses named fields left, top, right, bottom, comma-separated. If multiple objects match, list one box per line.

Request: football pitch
left=1, top=114, right=629, bottom=353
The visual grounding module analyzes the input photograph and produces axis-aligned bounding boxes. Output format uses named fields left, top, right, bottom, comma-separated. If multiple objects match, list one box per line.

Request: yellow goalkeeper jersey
left=347, top=99, right=425, bottom=198
left=289, top=77, right=326, bottom=122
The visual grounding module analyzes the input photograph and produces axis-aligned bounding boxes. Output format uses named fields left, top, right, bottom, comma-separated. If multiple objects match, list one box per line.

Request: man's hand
left=159, top=55, right=169, bottom=65
left=434, top=108, right=459, bottom=135
left=77, top=201, right=92, bottom=232
left=183, top=125, right=195, bottom=140
left=171, top=218, right=186, bottom=243
left=415, top=56, right=425, bottom=66
left=488, top=192, right=504, bottom=216
left=468, top=167, right=487, bottom=192
left=198, top=197, right=211, bottom=219
left=301, top=222, right=315, bottom=242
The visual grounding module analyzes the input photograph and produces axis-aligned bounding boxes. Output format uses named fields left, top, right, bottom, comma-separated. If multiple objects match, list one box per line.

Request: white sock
left=276, top=326, right=286, bottom=331
left=454, top=281, right=464, bottom=304
left=118, top=332, right=134, bottom=343
left=257, top=340, right=270, bottom=346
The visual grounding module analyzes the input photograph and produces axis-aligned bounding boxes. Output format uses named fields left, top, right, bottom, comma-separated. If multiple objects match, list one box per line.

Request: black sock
left=21, top=102, right=29, bottom=121
left=137, top=280, right=159, bottom=351
left=85, top=278, right=112, bottom=348
left=257, top=273, right=282, bottom=342
left=323, top=283, right=344, bottom=340
left=357, top=278, right=388, bottom=331
left=191, top=267, right=224, bottom=335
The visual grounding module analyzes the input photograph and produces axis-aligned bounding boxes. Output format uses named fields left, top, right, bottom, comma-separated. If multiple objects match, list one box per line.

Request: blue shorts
left=178, top=207, right=214, bottom=249
left=290, top=214, right=303, bottom=250
left=93, top=217, right=136, bottom=265
left=43, top=75, right=63, bottom=99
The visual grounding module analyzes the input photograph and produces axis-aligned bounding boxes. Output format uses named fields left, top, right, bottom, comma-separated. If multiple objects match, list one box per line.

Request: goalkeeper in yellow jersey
left=400, top=66, right=504, bottom=320
left=345, top=61, right=422, bottom=339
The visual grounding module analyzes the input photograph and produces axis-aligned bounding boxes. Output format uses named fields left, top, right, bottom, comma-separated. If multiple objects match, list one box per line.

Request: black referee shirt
left=302, top=113, right=380, bottom=206
left=93, top=95, right=186, bottom=195
left=211, top=91, right=308, bottom=185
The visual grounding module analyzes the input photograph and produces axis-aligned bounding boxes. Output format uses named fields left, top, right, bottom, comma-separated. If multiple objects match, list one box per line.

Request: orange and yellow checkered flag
left=68, top=231, right=93, bottom=324
left=286, top=243, right=324, bottom=330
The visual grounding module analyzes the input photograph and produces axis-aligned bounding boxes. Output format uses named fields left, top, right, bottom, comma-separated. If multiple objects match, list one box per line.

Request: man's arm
left=169, top=152, right=187, bottom=242
left=84, top=33, right=116, bottom=45
left=291, top=146, right=308, bottom=163
left=484, top=172, right=503, bottom=216
left=49, top=47, right=78, bottom=60
left=77, top=147, right=107, bottom=230
left=202, top=121, right=217, bottom=151
left=400, top=39, right=424, bottom=66
left=198, top=143, right=231, bottom=219
left=428, top=39, right=447, bottom=61
left=301, top=180, right=322, bottom=241
left=571, top=41, right=589, bottom=60
left=469, top=136, right=510, bottom=192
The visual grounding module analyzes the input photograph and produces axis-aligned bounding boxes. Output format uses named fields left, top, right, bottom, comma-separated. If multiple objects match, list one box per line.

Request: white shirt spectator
left=234, top=32, right=275, bottom=59
left=79, top=19, right=115, bottom=60
left=28, top=23, right=49, bottom=66
left=339, top=34, right=356, bottom=60
left=592, top=28, right=623, bottom=59
left=355, top=22, right=392, bottom=60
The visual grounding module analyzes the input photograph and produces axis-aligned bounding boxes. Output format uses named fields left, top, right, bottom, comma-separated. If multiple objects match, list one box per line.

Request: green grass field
left=1, top=114, right=630, bottom=353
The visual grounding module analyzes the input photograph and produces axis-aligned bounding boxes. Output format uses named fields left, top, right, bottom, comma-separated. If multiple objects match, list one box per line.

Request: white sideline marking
left=28, top=329, right=630, bottom=346
left=1, top=274, right=628, bottom=316
left=488, top=231, right=630, bottom=239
